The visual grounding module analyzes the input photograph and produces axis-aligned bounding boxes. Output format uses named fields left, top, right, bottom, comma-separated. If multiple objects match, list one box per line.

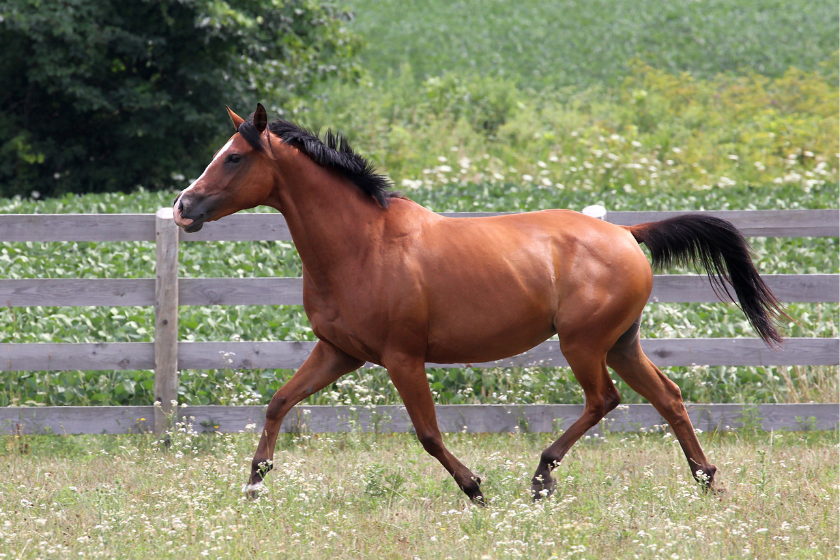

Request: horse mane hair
left=237, top=117, right=397, bottom=208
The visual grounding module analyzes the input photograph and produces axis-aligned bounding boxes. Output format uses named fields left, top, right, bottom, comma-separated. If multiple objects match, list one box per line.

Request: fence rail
left=2, top=337, right=838, bottom=372
left=1, top=404, right=836, bottom=436
left=1, top=208, right=837, bottom=241
left=1, top=274, right=836, bottom=307
left=1, top=208, right=838, bottom=435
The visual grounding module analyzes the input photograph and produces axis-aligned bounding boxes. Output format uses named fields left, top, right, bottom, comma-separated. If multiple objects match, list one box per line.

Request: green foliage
left=0, top=0, right=363, bottom=198
left=303, top=64, right=838, bottom=205
left=342, top=0, right=839, bottom=88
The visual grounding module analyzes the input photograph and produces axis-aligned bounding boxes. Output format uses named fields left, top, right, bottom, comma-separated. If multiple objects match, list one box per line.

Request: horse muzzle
left=173, top=193, right=209, bottom=233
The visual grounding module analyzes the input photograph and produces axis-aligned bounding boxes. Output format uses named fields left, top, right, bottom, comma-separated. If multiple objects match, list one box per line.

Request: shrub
left=0, top=0, right=363, bottom=198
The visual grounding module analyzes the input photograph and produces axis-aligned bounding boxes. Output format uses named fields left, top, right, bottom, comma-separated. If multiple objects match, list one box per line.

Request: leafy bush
left=0, top=0, right=363, bottom=198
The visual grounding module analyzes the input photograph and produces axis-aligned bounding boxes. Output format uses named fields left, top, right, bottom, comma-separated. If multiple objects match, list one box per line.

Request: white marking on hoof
left=242, top=482, right=265, bottom=494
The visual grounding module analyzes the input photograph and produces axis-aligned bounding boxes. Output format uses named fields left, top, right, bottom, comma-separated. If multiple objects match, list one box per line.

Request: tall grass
left=1, top=429, right=837, bottom=559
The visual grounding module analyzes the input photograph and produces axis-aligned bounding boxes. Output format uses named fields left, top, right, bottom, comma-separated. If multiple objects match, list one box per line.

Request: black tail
left=625, top=214, right=788, bottom=347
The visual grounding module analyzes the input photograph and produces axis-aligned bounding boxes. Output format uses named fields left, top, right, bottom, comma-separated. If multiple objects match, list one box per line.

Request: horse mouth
left=173, top=201, right=205, bottom=233
left=184, top=220, right=204, bottom=233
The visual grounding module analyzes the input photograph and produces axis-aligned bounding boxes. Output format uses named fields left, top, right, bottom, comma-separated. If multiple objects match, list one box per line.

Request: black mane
left=238, top=118, right=397, bottom=208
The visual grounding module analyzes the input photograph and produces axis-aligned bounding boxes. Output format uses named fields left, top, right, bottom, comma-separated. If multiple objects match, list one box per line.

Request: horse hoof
left=531, top=479, right=556, bottom=501
left=242, top=481, right=265, bottom=500
left=469, top=491, right=487, bottom=507
left=706, top=483, right=727, bottom=496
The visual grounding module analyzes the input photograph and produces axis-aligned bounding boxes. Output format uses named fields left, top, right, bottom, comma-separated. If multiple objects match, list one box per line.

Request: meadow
left=1, top=427, right=837, bottom=559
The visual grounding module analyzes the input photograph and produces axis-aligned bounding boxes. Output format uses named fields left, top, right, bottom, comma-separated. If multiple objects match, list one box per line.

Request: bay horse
left=173, top=104, right=785, bottom=504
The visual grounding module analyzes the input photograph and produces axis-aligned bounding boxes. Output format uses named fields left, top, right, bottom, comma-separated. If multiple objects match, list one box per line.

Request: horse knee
left=459, top=474, right=482, bottom=495
left=585, top=385, right=620, bottom=420
left=266, top=393, right=288, bottom=421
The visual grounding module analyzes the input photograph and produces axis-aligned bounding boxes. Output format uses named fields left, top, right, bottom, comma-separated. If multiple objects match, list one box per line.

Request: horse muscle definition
left=173, top=104, right=786, bottom=504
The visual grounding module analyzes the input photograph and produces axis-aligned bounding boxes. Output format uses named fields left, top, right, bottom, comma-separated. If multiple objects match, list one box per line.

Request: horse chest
left=303, top=286, right=384, bottom=363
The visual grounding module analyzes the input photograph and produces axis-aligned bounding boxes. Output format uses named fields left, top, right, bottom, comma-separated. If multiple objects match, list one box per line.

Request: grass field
left=1, top=428, right=837, bottom=559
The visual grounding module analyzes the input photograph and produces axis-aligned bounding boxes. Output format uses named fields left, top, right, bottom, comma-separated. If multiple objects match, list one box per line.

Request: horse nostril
left=178, top=199, right=184, bottom=212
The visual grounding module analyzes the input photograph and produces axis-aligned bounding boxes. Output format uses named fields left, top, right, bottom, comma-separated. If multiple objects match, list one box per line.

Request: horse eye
left=226, top=154, right=241, bottom=164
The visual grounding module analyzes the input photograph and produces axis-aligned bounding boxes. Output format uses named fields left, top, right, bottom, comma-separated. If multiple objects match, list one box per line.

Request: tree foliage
left=0, top=0, right=363, bottom=197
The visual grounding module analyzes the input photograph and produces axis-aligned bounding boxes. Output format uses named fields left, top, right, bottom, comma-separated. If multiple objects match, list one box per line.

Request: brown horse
left=173, top=104, right=785, bottom=504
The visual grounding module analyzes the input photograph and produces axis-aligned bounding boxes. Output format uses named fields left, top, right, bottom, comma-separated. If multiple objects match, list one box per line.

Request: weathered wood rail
left=1, top=208, right=838, bottom=435
left=2, top=403, right=836, bottom=435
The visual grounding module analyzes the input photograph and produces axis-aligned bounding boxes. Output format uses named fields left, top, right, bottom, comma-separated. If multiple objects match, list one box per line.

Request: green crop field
left=342, top=0, right=838, bottom=88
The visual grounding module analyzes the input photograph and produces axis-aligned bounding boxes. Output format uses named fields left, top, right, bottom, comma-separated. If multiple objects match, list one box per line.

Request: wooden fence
left=1, top=208, right=838, bottom=435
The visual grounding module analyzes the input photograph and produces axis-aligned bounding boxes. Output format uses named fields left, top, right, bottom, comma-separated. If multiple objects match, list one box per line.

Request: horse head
left=173, top=104, right=277, bottom=232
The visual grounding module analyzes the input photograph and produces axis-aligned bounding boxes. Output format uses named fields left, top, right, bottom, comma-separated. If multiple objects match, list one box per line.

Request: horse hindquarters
left=529, top=219, right=659, bottom=498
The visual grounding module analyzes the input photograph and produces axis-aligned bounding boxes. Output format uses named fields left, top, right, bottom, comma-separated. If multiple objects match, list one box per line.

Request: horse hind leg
left=531, top=338, right=621, bottom=499
left=606, top=321, right=720, bottom=490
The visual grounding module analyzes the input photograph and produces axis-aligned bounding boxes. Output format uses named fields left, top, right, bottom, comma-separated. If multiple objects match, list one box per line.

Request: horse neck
left=267, top=146, right=383, bottom=285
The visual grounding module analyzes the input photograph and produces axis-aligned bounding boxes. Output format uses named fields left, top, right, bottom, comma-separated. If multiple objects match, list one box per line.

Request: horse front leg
left=245, top=339, right=363, bottom=497
left=385, top=355, right=485, bottom=505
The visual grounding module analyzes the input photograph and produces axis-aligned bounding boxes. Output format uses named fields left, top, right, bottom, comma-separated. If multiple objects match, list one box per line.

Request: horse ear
left=254, top=103, right=268, bottom=133
left=226, top=106, right=244, bottom=131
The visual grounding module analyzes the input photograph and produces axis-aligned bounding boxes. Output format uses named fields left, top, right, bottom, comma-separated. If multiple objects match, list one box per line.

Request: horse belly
left=425, top=324, right=554, bottom=365
left=423, top=269, right=556, bottom=364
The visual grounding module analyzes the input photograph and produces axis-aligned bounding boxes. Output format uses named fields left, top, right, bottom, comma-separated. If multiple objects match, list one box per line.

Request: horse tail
left=624, top=214, right=788, bottom=347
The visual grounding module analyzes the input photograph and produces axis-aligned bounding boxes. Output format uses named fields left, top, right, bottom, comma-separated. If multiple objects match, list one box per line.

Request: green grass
left=342, top=0, right=838, bottom=88
left=1, top=429, right=837, bottom=558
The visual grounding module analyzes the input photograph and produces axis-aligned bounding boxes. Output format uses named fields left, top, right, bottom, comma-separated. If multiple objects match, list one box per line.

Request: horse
left=173, top=104, right=785, bottom=504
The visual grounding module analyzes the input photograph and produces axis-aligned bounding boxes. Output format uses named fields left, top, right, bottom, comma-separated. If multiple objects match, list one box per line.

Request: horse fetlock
left=539, top=451, right=561, bottom=471
left=692, top=463, right=718, bottom=488
left=531, top=474, right=557, bottom=501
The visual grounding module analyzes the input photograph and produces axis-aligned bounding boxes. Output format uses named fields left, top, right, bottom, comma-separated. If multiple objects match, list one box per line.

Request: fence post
left=154, top=208, right=179, bottom=434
